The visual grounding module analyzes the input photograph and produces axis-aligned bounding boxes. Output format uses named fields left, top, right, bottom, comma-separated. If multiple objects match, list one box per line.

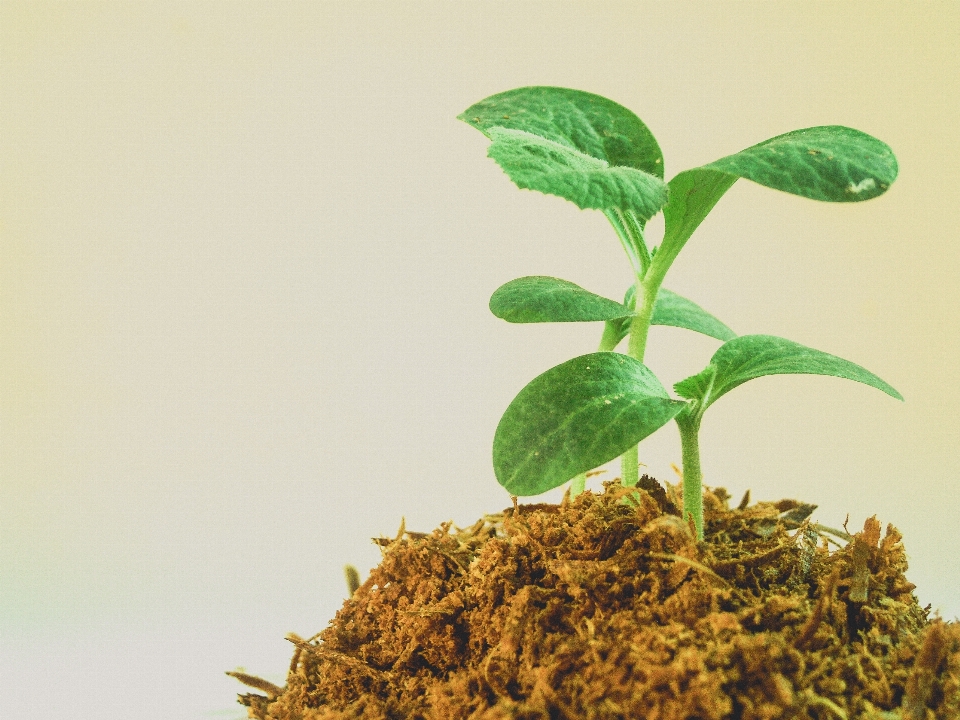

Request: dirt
left=232, top=478, right=960, bottom=719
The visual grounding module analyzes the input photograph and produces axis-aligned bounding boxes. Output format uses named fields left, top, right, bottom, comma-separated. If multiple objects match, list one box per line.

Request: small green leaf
left=674, top=335, right=903, bottom=413
left=606, top=286, right=736, bottom=347
left=458, top=86, right=664, bottom=178
left=494, top=353, right=686, bottom=495
left=652, top=289, right=737, bottom=342
left=486, top=128, right=669, bottom=221
left=490, top=276, right=633, bottom=323
left=673, top=366, right=717, bottom=415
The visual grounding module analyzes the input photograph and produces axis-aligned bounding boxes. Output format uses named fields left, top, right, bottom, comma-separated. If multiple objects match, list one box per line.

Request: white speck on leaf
left=847, top=177, right=877, bottom=194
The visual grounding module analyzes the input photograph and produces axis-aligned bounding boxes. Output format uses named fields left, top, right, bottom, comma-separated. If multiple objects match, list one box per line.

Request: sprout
left=460, top=86, right=901, bottom=539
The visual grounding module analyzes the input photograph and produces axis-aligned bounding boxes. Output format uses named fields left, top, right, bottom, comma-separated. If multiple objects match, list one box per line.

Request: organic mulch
left=233, top=479, right=960, bottom=720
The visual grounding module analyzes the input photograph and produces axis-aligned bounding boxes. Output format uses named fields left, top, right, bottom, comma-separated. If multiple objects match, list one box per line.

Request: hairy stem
left=627, top=280, right=658, bottom=361
left=676, top=413, right=705, bottom=540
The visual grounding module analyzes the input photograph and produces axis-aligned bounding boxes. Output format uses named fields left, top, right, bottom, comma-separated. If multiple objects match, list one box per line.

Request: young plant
left=459, top=87, right=901, bottom=539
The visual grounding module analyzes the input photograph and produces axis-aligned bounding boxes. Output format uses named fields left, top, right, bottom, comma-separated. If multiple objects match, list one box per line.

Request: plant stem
left=597, top=321, right=622, bottom=352
left=675, top=413, right=705, bottom=540
left=622, top=210, right=651, bottom=274
left=627, top=280, right=657, bottom=362
left=617, top=270, right=663, bottom=488
left=570, top=472, right=586, bottom=497
left=608, top=212, right=658, bottom=489
left=572, top=329, right=626, bottom=495
left=604, top=210, right=643, bottom=277
left=621, top=446, right=639, bottom=488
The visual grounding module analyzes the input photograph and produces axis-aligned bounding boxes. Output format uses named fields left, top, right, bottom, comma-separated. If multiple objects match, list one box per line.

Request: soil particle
left=235, top=479, right=960, bottom=719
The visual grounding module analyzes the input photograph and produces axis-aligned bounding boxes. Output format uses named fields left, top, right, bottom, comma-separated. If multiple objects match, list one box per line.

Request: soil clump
left=234, top=479, right=960, bottom=719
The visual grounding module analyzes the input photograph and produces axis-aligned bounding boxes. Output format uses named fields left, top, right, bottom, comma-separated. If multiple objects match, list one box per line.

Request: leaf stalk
left=622, top=209, right=651, bottom=274
left=604, top=210, right=643, bottom=277
left=597, top=321, right=623, bottom=352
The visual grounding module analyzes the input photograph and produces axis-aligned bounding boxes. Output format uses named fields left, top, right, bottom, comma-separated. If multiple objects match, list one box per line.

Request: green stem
left=621, top=446, right=639, bottom=488
left=622, top=209, right=651, bottom=275
left=572, top=328, right=626, bottom=496
left=604, top=210, right=642, bottom=276
left=626, top=279, right=657, bottom=361
left=620, top=285, right=649, bottom=488
left=597, top=320, right=622, bottom=352
left=613, top=211, right=656, bottom=489
left=676, top=413, right=705, bottom=540
left=622, top=281, right=660, bottom=486
left=570, top=472, right=587, bottom=497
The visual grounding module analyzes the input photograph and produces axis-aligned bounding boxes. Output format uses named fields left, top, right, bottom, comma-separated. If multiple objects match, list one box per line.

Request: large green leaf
left=706, top=126, right=898, bottom=203
left=606, top=286, right=736, bottom=345
left=489, top=276, right=632, bottom=323
left=485, top=127, right=669, bottom=220
left=494, top=353, right=686, bottom=495
left=656, top=127, right=898, bottom=280
left=674, top=334, right=903, bottom=413
left=458, top=86, right=664, bottom=178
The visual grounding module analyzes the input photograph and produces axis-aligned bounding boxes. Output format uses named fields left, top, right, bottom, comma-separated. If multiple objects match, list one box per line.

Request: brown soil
left=233, top=478, right=960, bottom=719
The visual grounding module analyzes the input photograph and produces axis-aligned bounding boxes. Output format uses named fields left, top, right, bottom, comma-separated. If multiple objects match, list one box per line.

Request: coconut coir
left=234, top=479, right=960, bottom=719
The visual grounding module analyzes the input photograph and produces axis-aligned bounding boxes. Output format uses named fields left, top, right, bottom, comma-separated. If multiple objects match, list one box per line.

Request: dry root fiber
left=235, top=479, right=960, bottom=719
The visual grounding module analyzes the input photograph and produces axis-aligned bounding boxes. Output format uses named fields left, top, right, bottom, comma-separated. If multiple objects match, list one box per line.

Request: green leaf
left=494, top=353, right=686, bottom=495
left=674, top=335, right=903, bottom=413
left=706, top=126, right=898, bottom=203
left=657, top=127, right=897, bottom=281
left=485, top=127, right=669, bottom=221
left=606, top=286, right=736, bottom=346
left=652, top=288, right=737, bottom=342
left=489, top=276, right=633, bottom=323
left=458, top=86, right=664, bottom=178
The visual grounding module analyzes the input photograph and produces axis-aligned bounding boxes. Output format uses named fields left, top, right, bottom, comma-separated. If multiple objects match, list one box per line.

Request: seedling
left=459, top=87, right=901, bottom=539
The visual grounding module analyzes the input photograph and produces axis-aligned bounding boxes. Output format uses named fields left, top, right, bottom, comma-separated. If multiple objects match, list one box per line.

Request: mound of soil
left=233, top=479, right=960, bottom=719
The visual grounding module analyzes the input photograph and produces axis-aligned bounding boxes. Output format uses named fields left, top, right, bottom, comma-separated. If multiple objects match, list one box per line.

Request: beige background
left=2, top=3, right=959, bottom=718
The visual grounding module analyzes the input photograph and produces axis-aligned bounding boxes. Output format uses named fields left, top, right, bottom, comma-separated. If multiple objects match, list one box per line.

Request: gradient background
left=2, top=3, right=959, bottom=718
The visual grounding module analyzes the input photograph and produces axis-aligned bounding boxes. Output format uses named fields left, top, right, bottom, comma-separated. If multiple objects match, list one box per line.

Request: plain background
left=2, top=3, right=959, bottom=718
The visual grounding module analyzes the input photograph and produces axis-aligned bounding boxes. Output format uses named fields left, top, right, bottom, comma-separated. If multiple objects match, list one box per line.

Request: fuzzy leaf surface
left=486, top=127, right=669, bottom=220
left=490, top=276, right=633, bottom=323
left=673, top=335, right=903, bottom=412
left=494, top=353, right=686, bottom=496
left=458, top=86, right=664, bottom=178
